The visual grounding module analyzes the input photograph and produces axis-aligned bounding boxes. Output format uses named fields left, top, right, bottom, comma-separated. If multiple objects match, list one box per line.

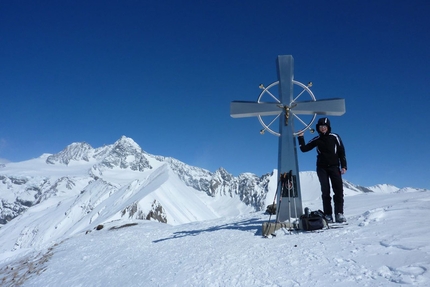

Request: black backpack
left=299, top=209, right=327, bottom=231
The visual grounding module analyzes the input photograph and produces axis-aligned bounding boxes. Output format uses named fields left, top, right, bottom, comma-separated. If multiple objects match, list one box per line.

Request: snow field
left=5, top=188, right=428, bottom=287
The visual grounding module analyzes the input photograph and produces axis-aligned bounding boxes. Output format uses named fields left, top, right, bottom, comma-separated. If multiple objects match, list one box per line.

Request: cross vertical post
left=276, top=55, right=303, bottom=222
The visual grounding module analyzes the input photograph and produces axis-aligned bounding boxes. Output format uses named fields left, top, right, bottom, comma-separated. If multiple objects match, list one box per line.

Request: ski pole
left=291, top=172, right=298, bottom=229
left=273, top=173, right=286, bottom=236
left=264, top=176, right=280, bottom=236
left=287, top=171, right=294, bottom=232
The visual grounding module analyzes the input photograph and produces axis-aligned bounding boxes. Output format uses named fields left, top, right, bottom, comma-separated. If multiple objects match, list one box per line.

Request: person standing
left=297, top=117, right=347, bottom=223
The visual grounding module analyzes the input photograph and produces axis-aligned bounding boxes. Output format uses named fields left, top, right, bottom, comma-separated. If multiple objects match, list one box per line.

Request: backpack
left=299, top=209, right=327, bottom=231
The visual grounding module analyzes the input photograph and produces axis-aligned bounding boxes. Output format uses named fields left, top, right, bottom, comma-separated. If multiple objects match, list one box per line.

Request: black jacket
left=298, top=118, right=347, bottom=170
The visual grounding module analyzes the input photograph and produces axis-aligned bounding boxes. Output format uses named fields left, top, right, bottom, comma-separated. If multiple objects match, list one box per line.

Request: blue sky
left=1, top=1, right=429, bottom=189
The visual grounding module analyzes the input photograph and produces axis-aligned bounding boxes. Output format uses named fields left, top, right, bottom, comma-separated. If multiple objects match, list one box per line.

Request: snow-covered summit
left=97, top=136, right=151, bottom=172
left=44, top=136, right=148, bottom=169
left=46, top=142, right=93, bottom=164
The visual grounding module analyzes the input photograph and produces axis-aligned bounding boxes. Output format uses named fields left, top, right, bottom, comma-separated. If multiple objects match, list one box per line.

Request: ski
left=328, top=222, right=348, bottom=229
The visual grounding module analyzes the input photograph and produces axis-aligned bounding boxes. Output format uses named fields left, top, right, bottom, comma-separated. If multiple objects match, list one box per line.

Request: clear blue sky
left=1, top=1, right=429, bottom=189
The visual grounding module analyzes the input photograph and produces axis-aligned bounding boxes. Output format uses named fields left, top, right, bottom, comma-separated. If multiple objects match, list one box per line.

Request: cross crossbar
left=230, top=101, right=281, bottom=118
left=230, top=98, right=345, bottom=118
left=291, top=98, right=345, bottom=115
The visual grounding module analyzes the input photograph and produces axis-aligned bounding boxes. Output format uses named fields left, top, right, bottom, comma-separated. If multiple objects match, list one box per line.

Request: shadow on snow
left=153, top=217, right=267, bottom=243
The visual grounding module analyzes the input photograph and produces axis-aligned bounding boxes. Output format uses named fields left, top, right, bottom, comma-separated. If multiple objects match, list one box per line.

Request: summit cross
left=230, top=55, right=345, bottom=222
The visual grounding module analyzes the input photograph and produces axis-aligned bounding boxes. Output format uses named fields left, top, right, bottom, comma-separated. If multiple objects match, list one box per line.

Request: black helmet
left=316, top=117, right=331, bottom=133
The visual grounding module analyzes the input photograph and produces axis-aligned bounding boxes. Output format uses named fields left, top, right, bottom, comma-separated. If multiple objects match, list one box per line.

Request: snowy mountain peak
left=367, top=183, right=400, bottom=193
left=214, top=167, right=233, bottom=181
left=46, top=142, right=94, bottom=165
left=98, top=136, right=151, bottom=171
left=114, top=136, right=141, bottom=151
left=44, top=136, right=151, bottom=172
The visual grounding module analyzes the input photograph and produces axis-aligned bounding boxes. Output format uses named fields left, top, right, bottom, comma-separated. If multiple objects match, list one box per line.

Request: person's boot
left=324, top=214, right=333, bottom=223
left=335, top=213, right=347, bottom=223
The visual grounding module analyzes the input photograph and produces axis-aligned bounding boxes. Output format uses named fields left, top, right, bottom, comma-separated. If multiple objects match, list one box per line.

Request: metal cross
left=230, top=55, right=345, bottom=222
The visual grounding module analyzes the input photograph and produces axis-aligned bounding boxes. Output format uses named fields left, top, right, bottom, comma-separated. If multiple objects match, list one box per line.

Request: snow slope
left=1, top=186, right=429, bottom=286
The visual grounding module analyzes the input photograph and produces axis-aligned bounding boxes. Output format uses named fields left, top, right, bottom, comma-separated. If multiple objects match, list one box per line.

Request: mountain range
left=0, top=136, right=404, bottom=254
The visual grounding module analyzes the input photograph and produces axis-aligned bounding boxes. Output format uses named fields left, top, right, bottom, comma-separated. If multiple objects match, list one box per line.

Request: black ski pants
left=316, top=165, right=344, bottom=216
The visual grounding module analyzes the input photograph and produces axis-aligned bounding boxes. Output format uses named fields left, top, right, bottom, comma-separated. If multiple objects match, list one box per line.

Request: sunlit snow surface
left=1, top=187, right=429, bottom=286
